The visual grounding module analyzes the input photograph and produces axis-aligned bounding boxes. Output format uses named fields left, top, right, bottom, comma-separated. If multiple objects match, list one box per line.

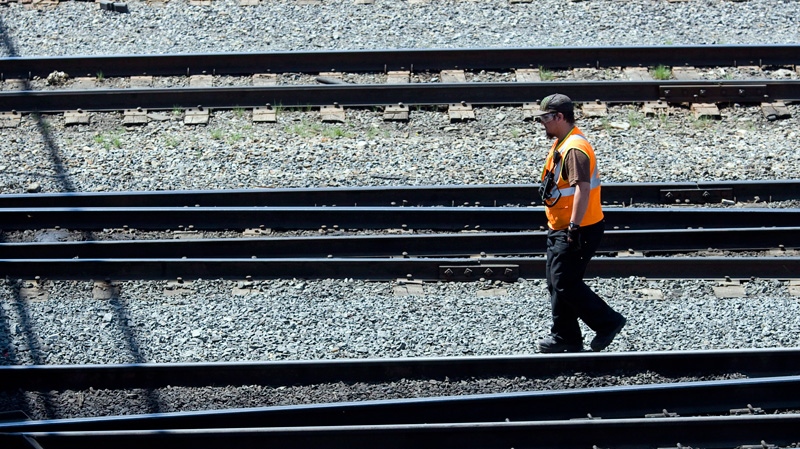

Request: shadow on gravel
left=109, top=295, right=164, bottom=414
left=32, top=114, right=79, bottom=194
left=0, top=15, right=16, bottom=58
left=0, top=289, right=31, bottom=419
left=1, top=17, right=96, bottom=243
left=0, top=288, right=57, bottom=419
left=1, top=15, right=78, bottom=195
left=0, top=15, right=42, bottom=407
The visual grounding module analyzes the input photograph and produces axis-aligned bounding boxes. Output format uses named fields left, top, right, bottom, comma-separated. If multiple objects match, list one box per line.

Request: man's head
left=532, top=93, right=575, bottom=139
left=532, top=93, right=575, bottom=123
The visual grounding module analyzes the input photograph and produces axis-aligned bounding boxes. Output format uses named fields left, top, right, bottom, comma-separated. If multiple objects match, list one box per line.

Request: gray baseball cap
left=531, top=93, right=573, bottom=116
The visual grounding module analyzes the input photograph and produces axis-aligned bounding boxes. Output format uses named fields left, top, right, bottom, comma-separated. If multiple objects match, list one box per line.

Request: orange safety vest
left=540, top=126, right=604, bottom=230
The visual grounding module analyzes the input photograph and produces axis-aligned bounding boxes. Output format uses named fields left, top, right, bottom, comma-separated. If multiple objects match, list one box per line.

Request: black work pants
left=545, top=221, right=620, bottom=343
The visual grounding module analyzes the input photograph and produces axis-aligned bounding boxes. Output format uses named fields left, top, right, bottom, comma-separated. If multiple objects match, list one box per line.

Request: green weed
left=652, top=65, right=671, bottom=80
left=627, top=109, right=644, bottom=128
left=323, top=126, right=352, bottom=139
left=657, top=111, right=672, bottom=128
left=285, top=120, right=321, bottom=137
left=165, top=136, right=180, bottom=148
left=538, top=66, right=555, bottom=81
left=692, top=116, right=713, bottom=129
left=93, top=130, right=123, bottom=149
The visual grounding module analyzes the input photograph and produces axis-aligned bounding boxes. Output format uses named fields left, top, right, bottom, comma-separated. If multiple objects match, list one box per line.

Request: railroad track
left=3, top=79, right=797, bottom=113
left=1, top=46, right=798, bottom=114
left=3, top=256, right=797, bottom=281
left=2, top=181, right=798, bottom=281
left=2, top=180, right=798, bottom=207
left=0, top=375, right=796, bottom=431
left=1, top=349, right=799, bottom=448
left=2, top=348, right=796, bottom=391
left=3, top=416, right=799, bottom=449
left=3, top=228, right=799, bottom=259
left=2, top=206, right=800, bottom=231
left=3, top=46, right=796, bottom=79
left=2, top=223, right=799, bottom=280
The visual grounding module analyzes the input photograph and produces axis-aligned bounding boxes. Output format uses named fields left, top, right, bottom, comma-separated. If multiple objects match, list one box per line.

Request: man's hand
left=567, top=222, right=581, bottom=251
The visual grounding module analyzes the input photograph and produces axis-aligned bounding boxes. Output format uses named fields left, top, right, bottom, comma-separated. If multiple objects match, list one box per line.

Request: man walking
left=532, top=93, right=626, bottom=353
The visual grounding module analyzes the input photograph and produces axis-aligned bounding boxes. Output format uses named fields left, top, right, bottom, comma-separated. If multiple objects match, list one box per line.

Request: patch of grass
left=652, top=65, right=671, bottom=80
left=233, top=106, right=245, bottom=118
left=228, top=132, right=244, bottom=143
left=96, top=71, right=104, bottom=81
left=165, top=136, right=181, bottom=148
left=692, top=116, right=713, bottom=129
left=627, top=109, right=644, bottom=128
left=94, top=130, right=124, bottom=150
left=323, top=126, right=353, bottom=139
left=285, top=120, right=321, bottom=137
left=210, top=129, right=224, bottom=140
left=172, top=106, right=183, bottom=116
left=538, top=66, right=555, bottom=81
left=600, top=116, right=612, bottom=132
left=657, top=111, right=672, bottom=128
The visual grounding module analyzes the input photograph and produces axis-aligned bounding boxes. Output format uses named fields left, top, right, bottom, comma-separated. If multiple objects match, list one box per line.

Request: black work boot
left=590, top=316, right=626, bottom=352
left=537, top=335, right=583, bottom=353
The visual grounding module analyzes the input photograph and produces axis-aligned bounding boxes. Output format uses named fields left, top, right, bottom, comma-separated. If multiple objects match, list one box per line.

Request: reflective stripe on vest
left=541, top=127, right=605, bottom=230
left=544, top=134, right=601, bottom=199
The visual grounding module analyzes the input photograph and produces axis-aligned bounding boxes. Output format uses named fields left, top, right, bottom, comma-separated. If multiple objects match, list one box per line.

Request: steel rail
left=1, top=207, right=799, bottom=231
left=0, top=256, right=797, bottom=281
left=1, top=80, right=798, bottom=113
left=2, top=180, right=798, bottom=208
left=0, top=349, right=797, bottom=391
left=2, top=415, right=799, bottom=449
left=1, top=46, right=797, bottom=79
left=1, top=228, right=798, bottom=259
left=0, top=376, right=797, bottom=432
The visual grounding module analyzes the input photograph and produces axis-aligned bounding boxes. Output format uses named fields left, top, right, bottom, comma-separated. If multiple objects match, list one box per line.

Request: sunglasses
left=535, top=112, right=558, bottom=124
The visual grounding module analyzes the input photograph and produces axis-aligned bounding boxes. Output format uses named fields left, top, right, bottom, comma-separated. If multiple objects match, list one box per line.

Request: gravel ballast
left=1, top=0, right=800, bottom=419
